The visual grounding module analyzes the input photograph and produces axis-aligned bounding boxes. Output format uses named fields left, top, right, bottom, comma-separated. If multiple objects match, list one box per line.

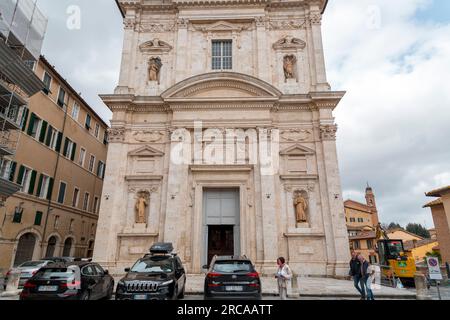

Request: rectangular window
left=94, top=123, right=100, bottom=138
left=0, top=159, right=12, bottom=180
left=78, top=148, right=86, bottom=166
left=97, top=161, right=105, bottom=178
left=85, top=114, right=91, bottom=129
left=18, top=166, right=32, bottom=193
left=88, top=155, right=95, bottom=173
left=71, top=103, right=80, bottom=121
left=103, top=131, right=108, bottom=145
left=83, top=192, right=90, bottom=211
left=54, top=215, right=60, bottom=229
left=63, top=138, right=76, bottom=160
left=57, top=181, right=67, bottom=204
left=37, top=174, right=51, bottom=199
left=350, top=217, right=356, bottom=223
left=69, top=219, right=75, bottom=232
left=353, top=240, right=360, bottom=250
left=48, top=127, right=59, bottom=150
left=57, top=87, right=66, bottom=108
left=93, top=196, right=99, bottom=214
left=42, top=72, right=52, bottom=94
left=34, top=211, right=43, bottom=226
left=13, top=207, right=23, bottom=223
left=212, top=40, right=232, bottom=70
left=72, top=188, right=80, bottom=207
left=28, top=114, right=43, bottom=139
left=367, top=240, right=374, bottom=249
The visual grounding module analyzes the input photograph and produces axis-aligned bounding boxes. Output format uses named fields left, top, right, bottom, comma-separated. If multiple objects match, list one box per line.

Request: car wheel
left=80, top=291, right=90, bottom=301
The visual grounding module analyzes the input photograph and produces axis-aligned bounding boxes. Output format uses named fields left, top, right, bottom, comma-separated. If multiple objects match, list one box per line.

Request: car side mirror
left=124, top=268, right=130, bottom=273
left=202, top=265, right=208, bottom=270
left=104, top=269, right=109, bottom=275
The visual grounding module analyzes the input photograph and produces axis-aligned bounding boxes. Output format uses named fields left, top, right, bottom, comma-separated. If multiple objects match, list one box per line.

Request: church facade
left=94, top=0, right=350, bottom=276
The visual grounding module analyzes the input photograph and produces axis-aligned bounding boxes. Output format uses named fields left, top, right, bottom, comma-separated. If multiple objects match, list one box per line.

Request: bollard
left=414, top=272, right=431, bottom=300
left=288, top=273, right=300, bottom=298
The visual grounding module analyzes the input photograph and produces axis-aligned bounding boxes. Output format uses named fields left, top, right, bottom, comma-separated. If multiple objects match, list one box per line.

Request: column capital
left=320, top=124, right=338, bottom=141
left=107, top=127, right=126, bottom=143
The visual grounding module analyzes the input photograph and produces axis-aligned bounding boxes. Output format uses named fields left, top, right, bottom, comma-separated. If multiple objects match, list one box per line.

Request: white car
left=5, top=260, right=54, bottom=289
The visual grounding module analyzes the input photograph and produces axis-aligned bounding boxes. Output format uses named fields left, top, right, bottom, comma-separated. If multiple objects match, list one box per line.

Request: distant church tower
left=365, top=184, right=379, bottom=226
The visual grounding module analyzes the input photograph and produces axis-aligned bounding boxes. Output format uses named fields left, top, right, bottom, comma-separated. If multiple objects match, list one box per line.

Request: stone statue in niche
left=283, top=55, right=297, bottom=80
left=135, top=191, right=149, bottom=224
left=148, top=57, right=162, bottom=84
left=293, top=191, right=308, bottom=223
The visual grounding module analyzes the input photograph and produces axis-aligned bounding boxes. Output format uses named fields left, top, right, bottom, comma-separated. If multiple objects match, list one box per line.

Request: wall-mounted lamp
left=266, top=194, right=271, bottom=199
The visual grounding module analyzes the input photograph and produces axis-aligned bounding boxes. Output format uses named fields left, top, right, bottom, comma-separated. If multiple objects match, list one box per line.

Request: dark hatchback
left=19, top=261, right=114, bottom=300
left=204, top=256, right=262, bottom=300
left=116, top=243, right=186, bottom=300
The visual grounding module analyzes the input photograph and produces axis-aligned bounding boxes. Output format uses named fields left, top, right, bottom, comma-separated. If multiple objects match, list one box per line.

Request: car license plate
left=226, top=286, right=243, bottom=292
left=134, top=294, right=147, bottom=300
left=38, top=285, right=58, bottom=292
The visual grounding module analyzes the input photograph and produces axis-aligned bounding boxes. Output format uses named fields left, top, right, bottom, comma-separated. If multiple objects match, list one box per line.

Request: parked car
left=115, top=242, right=186, bottom=300
left=4, top=260, right=54, bottom=289
left=19, top=261, right=114, bottom=300
left=203, top=255, right=262, bottom=300
left=42, top=257, right=72, bottom=263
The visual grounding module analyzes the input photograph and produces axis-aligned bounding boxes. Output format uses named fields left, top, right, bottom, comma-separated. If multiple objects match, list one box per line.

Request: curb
left=184, top=292, right=416, bottom=299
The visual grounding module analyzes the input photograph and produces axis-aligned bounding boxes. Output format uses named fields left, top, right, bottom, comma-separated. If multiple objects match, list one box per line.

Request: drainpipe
left=40, top=101, right=69, bottom=255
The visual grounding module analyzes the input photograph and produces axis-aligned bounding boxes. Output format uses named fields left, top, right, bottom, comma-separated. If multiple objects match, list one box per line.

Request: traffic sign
left=427, top=257, right=443, bottom=280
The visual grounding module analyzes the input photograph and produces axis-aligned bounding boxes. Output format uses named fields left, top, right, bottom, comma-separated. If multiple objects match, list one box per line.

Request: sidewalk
left=185, top=274, right=417, bottom=299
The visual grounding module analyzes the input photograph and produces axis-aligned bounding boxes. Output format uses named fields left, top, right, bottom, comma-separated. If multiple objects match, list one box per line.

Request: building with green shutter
left=0, top=55, right=109, bottom=269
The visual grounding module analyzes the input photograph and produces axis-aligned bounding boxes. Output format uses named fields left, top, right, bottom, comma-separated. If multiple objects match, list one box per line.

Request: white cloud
left=323, top=0, right=450, bottom=227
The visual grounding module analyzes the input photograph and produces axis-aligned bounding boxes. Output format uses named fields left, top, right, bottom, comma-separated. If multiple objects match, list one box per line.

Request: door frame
left=202, top=187, right=241, bottom=267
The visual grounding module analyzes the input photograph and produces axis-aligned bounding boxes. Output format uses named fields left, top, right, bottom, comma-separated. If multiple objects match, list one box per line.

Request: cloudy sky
left=35, top=0, right=449, bottom=228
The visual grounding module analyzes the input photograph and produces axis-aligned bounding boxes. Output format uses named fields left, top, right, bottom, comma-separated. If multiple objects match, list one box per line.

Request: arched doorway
left=62, top=238, right=73, bottom=257
left=14, top=233, right=37, bottom=266
left=45, top=236, right=57, bottom=257
left=86, top=240, right=94, bottom=258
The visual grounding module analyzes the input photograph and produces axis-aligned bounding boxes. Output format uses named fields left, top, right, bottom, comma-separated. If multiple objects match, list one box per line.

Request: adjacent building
left=349, top=228, right=378, bottom=264
left=94, top=0, right=351, bottom=277
left=0, top=56, right=109, bottom=269
left=424, top=186, right=450, bottom=266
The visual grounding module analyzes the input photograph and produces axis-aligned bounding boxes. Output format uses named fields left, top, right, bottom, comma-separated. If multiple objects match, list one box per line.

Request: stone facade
left=94, top=0, right=350, bottom=277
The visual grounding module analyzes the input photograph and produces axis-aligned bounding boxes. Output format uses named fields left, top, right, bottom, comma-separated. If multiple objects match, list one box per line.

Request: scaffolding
left=0, top=0, right=47, bottom=203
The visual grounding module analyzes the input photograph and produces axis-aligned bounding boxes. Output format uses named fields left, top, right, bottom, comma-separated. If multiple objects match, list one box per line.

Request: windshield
left=387, top=241, right=404, bottom=256
left=34, top=267, right=78, bottom=280
left=19, top=261, right=47, bottom=267
left=213, top=261, right=253, bottom=273
left=130, top=258, right=173, bottom=273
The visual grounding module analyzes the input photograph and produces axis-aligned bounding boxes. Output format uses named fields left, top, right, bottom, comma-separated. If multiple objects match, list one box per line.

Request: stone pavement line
left=184, top=275, right=417, bottom=299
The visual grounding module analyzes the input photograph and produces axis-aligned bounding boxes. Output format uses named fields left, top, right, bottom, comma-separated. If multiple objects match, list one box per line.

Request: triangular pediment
left=139, top=38, right=173, bottom=53
left=280, top=144, right=315, bottom=156
left=128, top=145, right=164, bottom=157
left=195, top=21, right=247, bottom=32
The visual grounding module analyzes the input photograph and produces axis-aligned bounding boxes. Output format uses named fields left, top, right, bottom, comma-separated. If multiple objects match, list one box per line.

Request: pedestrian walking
left=275, top=257, right=292, bottom=300
left=358, top=254, right=370, bottom=300
left=349, top=250, right=366, bottom=300
left=366, top=262, right=379, bottom=300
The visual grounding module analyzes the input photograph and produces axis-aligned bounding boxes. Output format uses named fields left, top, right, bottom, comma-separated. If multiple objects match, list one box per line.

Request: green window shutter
left=16, top=165, right=25, bottom=184
left=27, top=113, right=36, bottom=136
left=21, top=108, right=29, bottom=131
left=63, top=138, right=69, bottom=157
left=39, top=121, right=48, bottom=143
left=97, top=161, right=101, bottom=176
left=28, top=170, right=37, bottom=195
left=55, top=132, right=63, bottom=152
left=47, top=177, right=54, bottom=200
left=36, top=174, right=43, bottom=196
left=45, top=126, right=53, bottom=146
left=9, top=162, right=17, bottom=182
left=34, top=211, right=43, bottom=226
left=71, top=143, right=77, bottom=161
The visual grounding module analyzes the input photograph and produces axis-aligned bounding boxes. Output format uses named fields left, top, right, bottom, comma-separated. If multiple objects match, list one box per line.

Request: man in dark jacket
left=349, top=250, right=366, bottom=299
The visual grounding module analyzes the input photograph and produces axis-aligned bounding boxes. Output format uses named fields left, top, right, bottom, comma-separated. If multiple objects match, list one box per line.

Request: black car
left=204, top=255, right=262, bottom=300
left=115, top=243, right=186, bottom=300
left=19, top=261, right=114, bottom=300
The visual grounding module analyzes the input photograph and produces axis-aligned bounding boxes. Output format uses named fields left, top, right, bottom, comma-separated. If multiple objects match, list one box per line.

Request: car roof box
left=150, top=242, right=174, bottom=254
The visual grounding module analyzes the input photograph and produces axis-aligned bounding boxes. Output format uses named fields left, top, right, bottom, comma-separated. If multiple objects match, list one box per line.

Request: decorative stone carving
left=139, top=39, right=173, bottom=54
left=139, top=22, right=176, bottom=33
left=309, top=13, right=322, bottom=25
left=273, top=36, right=306, bottom=51
left=255, top=16, right=268, bottom=28
left=135, top=191, right=149, bottom=224
left=320, top=124, right=338, bottom=141
left=124, top=18, right=135, bottom=30
left=177, top=18, right=189, bottom=29
left=268, top=19, right=307, bottom=30
left=283, top=55, right=297, bottom=80
left=293, top=190, right=308, bottom=223
left=108, top=128, right=125, bottom=143
left=281, top=129, right=312, bottom=142
left=148, top=57, right=162, bottom=84
left=132, top=130, right=165, bottom=143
